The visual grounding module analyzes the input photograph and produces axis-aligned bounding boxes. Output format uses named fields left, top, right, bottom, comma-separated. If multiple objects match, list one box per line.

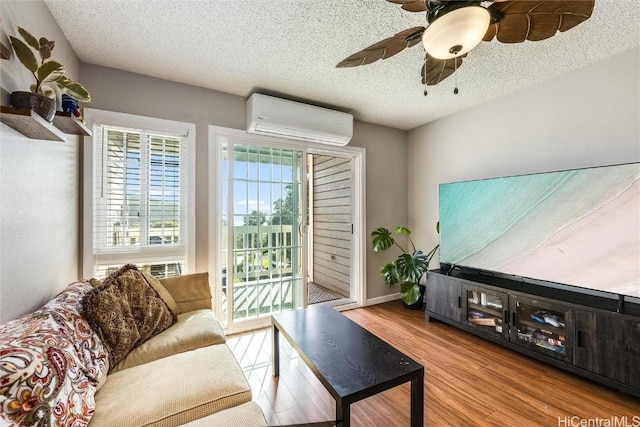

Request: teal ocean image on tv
left=439, top=163, right=640, bottom=298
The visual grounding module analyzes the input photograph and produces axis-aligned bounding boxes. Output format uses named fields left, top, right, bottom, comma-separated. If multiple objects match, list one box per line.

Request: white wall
left=407, top=47, right=640, bottom=268
left=0, top=1, right=82, bottom=322
left=353, top=121, right=407, bottom=299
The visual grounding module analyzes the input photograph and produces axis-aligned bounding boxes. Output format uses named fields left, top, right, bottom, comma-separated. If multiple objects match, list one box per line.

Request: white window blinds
left=84, top=110, right=195, bottom=279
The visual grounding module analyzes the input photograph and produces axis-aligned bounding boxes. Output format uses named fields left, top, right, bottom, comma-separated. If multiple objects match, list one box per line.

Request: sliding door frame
left=209, top=126, right=366, bottom=333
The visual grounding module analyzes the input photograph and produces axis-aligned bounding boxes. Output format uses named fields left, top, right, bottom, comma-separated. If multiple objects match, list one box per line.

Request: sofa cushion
left=159, top=272, right=212, bottom=312
left=81, top=264, right=176, bottom=368
left=0, top=282, right=108, bottom=426
left=110, top=309, right=226, bottom=373
left=180, top=401, right=267, bottom=426
left=90, top=344, right=252, bottom=427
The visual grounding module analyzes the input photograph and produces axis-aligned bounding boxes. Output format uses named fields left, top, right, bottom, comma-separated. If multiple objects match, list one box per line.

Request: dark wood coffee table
left=272, top=305, right=424, bottom=427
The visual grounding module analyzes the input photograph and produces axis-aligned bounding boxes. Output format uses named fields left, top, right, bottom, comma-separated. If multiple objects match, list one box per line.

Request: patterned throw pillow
left=141, top=270, right=181, bottom=319
left=81, top=264, right=176, bottom=368
left=0, top=281, right=109, bottom=426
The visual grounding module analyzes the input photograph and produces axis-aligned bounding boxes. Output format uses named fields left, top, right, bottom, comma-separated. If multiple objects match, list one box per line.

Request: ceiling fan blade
left=483, top=24, right=497, bottom=42
left=387, top=0, right=428, bottom=12
left=484, top=1, right=595, bottom=43
left=421, top=53, right=466, bottom=85
left=336, top=27, right=425, bottom=68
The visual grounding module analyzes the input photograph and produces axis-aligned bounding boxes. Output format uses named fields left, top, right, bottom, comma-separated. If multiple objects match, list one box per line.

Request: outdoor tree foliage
left=271, top=184, right=295, bottom=225
left=243, top=210, right=267, bottom=226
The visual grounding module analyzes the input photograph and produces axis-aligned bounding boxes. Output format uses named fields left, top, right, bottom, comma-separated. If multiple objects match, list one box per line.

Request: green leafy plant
left=372, top=223, right=439, bottom=306
left=9, top=26, right=91, bottom=101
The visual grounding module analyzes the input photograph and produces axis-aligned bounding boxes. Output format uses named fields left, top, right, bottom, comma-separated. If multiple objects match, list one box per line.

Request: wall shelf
left=1, top=106, right=92, bottom=141
left=1, top=106, right=66, bottom=142
left=52, top=111, right=92, bottom=136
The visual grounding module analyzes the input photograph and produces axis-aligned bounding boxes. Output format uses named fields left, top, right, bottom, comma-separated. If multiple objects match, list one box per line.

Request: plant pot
left=11, top=91, right=56, bottom=122
left=403, top=284, right=426, bottom=310
left=61, top=94, right=79, bottom=115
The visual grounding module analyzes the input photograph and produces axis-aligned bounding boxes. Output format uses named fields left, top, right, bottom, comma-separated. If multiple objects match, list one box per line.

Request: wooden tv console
left=425, top=269, right=640, bottom=397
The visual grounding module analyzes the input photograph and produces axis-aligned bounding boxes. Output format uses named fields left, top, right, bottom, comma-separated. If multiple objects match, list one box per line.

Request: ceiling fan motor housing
left=423, top=3, right=491, bottom=59
left=425, top=1, right=480, bottom=23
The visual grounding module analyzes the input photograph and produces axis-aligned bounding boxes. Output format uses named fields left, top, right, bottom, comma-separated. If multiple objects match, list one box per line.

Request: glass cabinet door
left=463, top=285, right=508, bottom=339
left=510, top=295, right=573, bottom=362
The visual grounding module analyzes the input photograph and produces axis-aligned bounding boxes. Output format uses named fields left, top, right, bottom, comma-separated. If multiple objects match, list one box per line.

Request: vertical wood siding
left=312, top=155, right=351, bottom=297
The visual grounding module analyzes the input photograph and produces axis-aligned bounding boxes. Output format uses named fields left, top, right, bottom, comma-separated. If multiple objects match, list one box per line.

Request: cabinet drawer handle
left=577, top=330, right=582, bottom=347
left=503, top=311, right=508, bottom=324
left=458, top=296, right=461, bottom=308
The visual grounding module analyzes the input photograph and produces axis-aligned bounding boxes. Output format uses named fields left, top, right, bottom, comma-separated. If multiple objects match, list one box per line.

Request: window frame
left=83, top=109, right=196, bottom=279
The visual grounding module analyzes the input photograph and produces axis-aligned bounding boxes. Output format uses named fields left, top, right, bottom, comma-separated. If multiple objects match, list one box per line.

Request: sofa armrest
left=159, top=272, right=212, bottom=312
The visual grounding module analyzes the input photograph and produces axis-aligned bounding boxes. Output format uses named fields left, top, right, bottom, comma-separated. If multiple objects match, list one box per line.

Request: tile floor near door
left=226, top=301, right=640, bottom=427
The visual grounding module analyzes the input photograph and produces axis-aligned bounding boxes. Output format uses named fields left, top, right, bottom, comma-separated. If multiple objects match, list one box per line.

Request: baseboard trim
left=366, top=293, right=400, bottom=306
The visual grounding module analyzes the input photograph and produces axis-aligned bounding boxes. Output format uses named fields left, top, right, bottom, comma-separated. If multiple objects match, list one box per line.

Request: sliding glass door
left=211, top=127, right=366, bottom=332
left=219, top=141, right=305, bottom=331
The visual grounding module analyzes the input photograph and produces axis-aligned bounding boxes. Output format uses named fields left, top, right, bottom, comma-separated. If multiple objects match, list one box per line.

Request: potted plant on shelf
left=9, top=26, right=91, bottom=122
left=372, top=223, right=439, bottom=309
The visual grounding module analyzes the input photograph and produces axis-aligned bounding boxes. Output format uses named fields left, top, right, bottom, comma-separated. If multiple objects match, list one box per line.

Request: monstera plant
left=9, top=26, right=90, bottom=121
left=372, top=223, right=439, bottom=308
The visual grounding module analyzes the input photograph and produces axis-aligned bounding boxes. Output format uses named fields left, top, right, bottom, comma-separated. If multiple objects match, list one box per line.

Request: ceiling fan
left=336, top=0, right=595, bottom=95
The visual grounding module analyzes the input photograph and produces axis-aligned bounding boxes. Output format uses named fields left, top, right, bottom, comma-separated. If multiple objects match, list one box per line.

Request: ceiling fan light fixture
left=422, top=6, right=491, bottom=59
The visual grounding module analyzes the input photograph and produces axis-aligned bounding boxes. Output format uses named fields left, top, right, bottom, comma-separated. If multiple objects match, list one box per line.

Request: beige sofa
left=0, top=270, right=265, bottom=426
left=89, top=272, right=267, bottom=427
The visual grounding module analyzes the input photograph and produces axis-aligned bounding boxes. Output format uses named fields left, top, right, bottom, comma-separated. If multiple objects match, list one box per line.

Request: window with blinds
left=84, top=110, right=195, bottom=279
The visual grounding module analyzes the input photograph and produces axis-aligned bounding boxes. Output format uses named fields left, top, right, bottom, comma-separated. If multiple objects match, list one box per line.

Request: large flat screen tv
left=439, top=162, right=640, bottom=300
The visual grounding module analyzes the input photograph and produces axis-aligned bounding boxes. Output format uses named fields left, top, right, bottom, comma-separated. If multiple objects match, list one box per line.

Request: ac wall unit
left=246, top=93, right=353, bottom=146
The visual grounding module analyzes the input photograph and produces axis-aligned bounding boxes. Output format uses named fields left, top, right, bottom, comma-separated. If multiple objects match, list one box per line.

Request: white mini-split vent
left=246, top=93, right=353, bottom=146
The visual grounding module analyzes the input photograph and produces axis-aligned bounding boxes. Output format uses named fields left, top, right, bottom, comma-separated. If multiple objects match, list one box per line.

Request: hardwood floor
left=227, top=301, right=639, bottom=426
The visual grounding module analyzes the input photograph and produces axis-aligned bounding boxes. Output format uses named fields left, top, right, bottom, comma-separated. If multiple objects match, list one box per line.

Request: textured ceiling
left=44, top=0, right=640, bottom=130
